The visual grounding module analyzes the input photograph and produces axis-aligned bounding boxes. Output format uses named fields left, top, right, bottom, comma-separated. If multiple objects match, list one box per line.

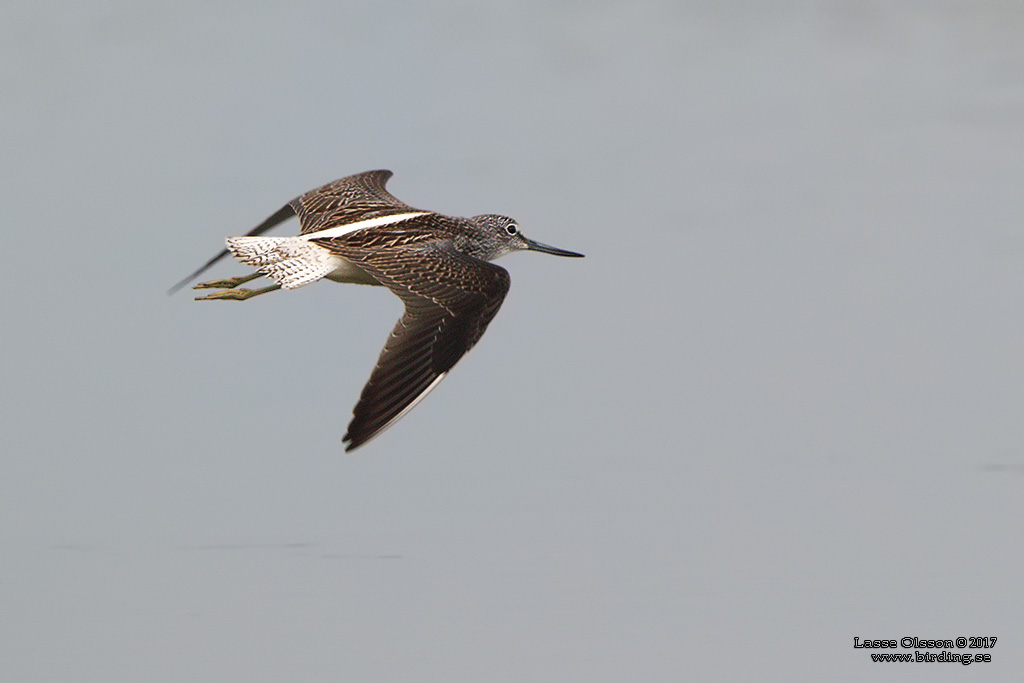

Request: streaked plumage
left=172, top=170, right=584, bottom=451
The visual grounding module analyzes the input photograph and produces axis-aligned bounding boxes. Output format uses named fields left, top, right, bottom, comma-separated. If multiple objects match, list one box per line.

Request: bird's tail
left=226, top=236, right=336, bottom=290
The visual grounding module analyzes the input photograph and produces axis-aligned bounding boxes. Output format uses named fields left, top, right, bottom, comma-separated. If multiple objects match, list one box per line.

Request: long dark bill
left=525, top=238, right=585, bottom=258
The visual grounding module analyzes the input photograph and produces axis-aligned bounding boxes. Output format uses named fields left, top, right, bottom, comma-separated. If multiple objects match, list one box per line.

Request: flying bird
left=171, top=170, right=584, bottom=451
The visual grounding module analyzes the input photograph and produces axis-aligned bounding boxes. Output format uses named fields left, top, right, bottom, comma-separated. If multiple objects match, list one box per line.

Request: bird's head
left=468, top=214, right=585, bottom=261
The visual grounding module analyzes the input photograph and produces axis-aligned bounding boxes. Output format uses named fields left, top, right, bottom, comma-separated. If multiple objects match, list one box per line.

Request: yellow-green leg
left=193, top=272, right=263, bottom=290
left=195, top=283, right=281, bottom=301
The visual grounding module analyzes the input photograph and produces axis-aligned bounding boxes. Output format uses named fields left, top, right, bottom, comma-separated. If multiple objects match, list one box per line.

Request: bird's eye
left=505, top=223, right=518, bottom=235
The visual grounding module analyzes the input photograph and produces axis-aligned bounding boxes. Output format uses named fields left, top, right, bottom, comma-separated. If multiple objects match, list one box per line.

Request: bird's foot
left=194, top=285, right=279, bottom=301
left=193, top=275, right=260, bottom=290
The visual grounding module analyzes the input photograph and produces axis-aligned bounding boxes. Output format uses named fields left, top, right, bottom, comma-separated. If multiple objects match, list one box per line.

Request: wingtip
left=166, top=279, right=191, bottom=296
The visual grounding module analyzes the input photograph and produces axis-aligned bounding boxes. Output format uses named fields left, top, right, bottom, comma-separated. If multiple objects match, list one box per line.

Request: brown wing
left=170, top=170, right=413, bottom=294
left=291, top=170, right=421, bottom=235
left=326, top=242, right=511, bottom=451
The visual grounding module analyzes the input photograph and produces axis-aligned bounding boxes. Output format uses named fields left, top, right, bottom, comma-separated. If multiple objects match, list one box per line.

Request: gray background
left=3, top=1, right=1022, bottom=681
